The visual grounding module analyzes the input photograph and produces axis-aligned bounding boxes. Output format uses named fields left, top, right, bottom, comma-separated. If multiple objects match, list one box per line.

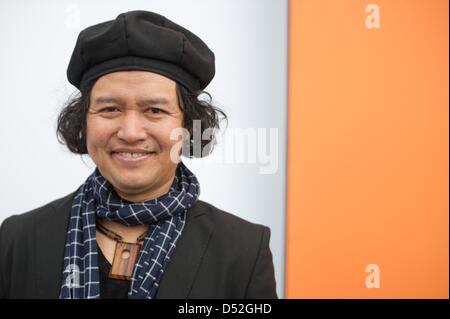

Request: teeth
left=117, top=152, right=148, bottom=158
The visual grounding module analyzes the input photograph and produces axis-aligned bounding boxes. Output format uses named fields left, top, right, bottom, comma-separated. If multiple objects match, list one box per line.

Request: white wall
left=0, top=0, right=287, bottom=298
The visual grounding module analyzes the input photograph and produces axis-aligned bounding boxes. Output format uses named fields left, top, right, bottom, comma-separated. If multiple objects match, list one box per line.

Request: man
left=0, top=10, right=277, bottom=299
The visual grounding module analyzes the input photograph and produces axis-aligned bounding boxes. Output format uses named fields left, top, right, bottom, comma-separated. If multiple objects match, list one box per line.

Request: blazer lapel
left=35, top=192, right=74, bottom=298
left=156, top=201, right=214, bottom=299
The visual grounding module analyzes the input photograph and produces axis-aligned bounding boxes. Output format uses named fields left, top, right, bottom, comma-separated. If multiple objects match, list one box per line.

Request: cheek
left=156, top=120, right=184, bottom=151
left=86, top=118, right=112, bottom=151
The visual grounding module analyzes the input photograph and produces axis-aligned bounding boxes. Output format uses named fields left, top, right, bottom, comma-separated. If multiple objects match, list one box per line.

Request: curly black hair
left=56, top=82, right=227, bottom=158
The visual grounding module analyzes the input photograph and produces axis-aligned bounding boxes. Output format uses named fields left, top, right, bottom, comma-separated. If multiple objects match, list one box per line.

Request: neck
left=114, top=172, right=175, bottom=202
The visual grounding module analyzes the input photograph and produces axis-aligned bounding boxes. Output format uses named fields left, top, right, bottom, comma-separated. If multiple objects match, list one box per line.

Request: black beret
left=67, top=10, right=215, bottom=92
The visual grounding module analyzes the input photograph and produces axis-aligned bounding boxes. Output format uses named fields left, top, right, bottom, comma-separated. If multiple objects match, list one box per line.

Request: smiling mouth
left=111, top=151, right=156, bottom=163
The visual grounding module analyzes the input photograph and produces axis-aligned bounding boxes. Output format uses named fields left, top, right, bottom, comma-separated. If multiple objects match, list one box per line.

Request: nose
left=116, top=111, right=148, bottom=143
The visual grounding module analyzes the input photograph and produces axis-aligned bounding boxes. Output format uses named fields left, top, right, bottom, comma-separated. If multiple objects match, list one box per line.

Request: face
left=86, top=71, right=184, bottom=202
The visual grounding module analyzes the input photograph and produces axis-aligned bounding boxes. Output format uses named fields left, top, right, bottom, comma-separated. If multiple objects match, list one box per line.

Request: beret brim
left=79, top=56, right=202, bottom=93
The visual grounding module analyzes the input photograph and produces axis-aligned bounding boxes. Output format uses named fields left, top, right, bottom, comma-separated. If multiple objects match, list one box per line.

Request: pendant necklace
left=96, top=221, right=148, bottom=281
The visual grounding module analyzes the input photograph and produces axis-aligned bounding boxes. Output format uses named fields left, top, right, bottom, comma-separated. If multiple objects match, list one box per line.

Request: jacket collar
left=34, top=192, right=212, bottom=298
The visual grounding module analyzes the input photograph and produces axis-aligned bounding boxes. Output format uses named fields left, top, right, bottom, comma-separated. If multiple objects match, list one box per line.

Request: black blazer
left=0, top=192, right=277, bottom=299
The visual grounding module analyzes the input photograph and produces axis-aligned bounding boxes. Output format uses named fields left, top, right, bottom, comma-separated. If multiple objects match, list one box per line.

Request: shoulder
left=0, top=192, right=76, bottom=245
left=191, top=199, right=269, bottom=230
left=189, top=199, right=271, bottom=247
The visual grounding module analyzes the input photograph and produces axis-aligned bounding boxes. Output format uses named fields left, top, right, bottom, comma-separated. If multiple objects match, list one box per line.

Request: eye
left=100, top=107, right=120, bottom=113
left=146, top=108, right=164, bottom=114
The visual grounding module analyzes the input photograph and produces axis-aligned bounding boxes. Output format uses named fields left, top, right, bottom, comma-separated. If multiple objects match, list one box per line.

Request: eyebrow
left=94, top=96, right=125, bottom=105
left=137, top=97, right=170, bottom=107
left=94, top=96, right=170, bottom=107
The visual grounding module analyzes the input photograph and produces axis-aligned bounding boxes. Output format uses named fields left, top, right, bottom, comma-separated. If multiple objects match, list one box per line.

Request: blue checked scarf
left=59, top=161, right=200, bottom=299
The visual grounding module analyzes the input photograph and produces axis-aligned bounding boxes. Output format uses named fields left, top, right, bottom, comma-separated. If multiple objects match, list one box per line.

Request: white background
left=0, top=0, right=287, bottom=297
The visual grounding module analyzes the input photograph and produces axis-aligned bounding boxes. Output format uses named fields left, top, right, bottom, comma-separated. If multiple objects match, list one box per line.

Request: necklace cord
left=96, top=221, right=147, bottom=243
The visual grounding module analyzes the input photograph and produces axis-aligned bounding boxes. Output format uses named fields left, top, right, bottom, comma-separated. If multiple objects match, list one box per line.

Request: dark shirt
left=98, top=248, right=130, bottom=299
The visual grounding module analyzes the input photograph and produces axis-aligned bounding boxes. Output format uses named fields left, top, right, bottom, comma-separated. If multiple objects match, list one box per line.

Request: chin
left=115, top=180, right=155, bottom=196
left=118, top=174, right=152, bottom=188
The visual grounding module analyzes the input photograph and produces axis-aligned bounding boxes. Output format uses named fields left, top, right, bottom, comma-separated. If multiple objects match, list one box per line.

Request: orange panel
left=286, top=0, right=448, bottom=298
